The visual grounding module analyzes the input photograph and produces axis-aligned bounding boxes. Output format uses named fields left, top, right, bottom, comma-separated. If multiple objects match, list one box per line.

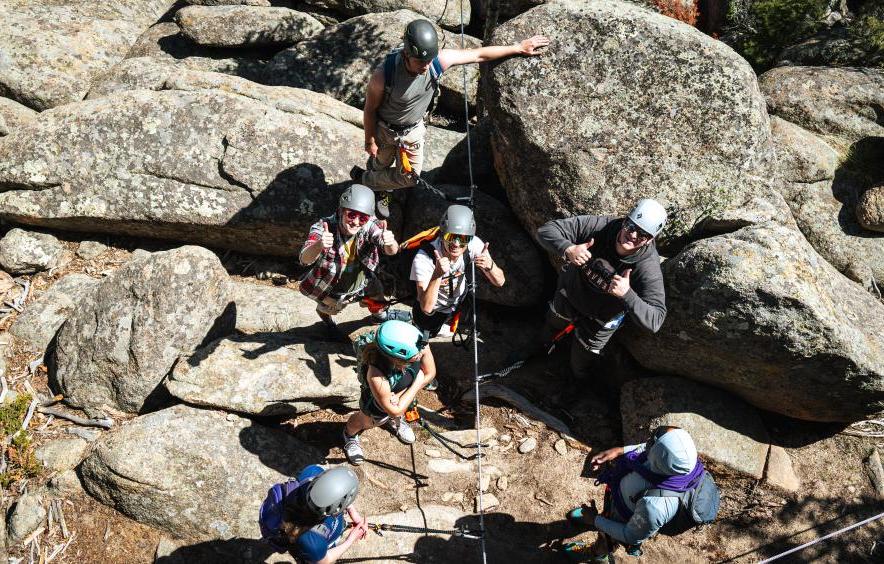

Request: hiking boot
left=342, top=431, right=365, bottom=465
left=383, top=416, right=415, bottom=445
left=349, top=165, right=366, bottom=183
left=375, top=191, right=392, bottom=220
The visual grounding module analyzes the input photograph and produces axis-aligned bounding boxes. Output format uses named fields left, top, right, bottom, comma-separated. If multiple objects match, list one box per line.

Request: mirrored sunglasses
left=343, top=209, right=371, bottom=224
left=442, top=232, right=473, bottom=246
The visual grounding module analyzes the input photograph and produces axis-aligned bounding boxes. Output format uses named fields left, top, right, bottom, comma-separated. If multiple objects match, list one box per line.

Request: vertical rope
left=456, top=2, right=485, bottom=562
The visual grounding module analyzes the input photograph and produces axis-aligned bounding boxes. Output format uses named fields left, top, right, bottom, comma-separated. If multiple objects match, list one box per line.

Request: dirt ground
left=3, top=229, right=884, bottom=563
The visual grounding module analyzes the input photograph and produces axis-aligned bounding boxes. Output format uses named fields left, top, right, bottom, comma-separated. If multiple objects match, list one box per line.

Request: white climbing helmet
left=627, top=199, right=667, bottom=238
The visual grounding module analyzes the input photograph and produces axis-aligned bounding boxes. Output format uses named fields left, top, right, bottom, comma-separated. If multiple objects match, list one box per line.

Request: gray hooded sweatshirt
left=594, top=429, right=698, bottom=545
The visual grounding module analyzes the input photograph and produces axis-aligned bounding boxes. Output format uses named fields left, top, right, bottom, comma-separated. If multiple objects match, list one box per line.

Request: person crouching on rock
left=343, top=319, right=436, bottom=465
left=563, top=427, right=720, bottom=560
left=259, top=464, right=369, bottom=564
left=535, top=199, right=667, bottom=380
left=299, top=184, right=404, bottom=337
left=409, top=204, right=505, bottom=390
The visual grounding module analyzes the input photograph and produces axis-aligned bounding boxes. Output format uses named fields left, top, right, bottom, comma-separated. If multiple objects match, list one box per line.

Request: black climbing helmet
left=403, top=19, right=439, bottom=62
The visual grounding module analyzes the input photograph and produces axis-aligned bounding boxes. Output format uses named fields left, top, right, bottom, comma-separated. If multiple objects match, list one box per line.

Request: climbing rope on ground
left=757, top=510, right=884, bottom=563
left=362, top=521, right=485, bottom=540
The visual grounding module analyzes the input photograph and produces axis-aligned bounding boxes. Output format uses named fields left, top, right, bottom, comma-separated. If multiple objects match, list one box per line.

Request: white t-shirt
left=410, top=236, right=485, bottom=314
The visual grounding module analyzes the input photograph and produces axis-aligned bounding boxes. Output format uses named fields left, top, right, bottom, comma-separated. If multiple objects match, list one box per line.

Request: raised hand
left=607, top=268, right=632, bottom=298
left=433, top=249, right=451, bottom=278
left=381, top=227, right=396, bottom=248
left=321, top=221, right=335, bottom=249
left=590, top=447, right=624, bottom=472
left=564, top=238, right=594, bottom=266
left=475, top=242, right=493, bottom=271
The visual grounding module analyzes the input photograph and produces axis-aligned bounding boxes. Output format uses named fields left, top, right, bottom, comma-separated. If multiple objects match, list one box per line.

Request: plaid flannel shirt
left=299, top=214, right=384, bottom=302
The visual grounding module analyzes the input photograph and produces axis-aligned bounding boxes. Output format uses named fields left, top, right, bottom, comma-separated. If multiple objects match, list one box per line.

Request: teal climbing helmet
left=376, top=320, right=425, bottom=360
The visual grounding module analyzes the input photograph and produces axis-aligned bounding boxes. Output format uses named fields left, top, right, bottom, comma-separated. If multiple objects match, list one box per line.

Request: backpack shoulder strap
left=429, top=56, right=443, bottom=82
left=383, top=52, right=398, bottom=97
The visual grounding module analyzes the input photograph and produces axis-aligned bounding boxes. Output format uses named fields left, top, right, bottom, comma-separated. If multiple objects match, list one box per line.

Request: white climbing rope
left=456, top=3, right=486, bottom=563
left=757, top=510, right=884, bottom=563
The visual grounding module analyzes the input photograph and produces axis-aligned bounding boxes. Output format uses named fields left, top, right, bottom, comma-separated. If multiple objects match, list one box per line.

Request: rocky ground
left=0, top=231, right=881, bottom=563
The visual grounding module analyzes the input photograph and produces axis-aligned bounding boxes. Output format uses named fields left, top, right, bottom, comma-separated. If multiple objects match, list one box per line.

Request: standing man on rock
left=535, top=199, right=668, bottom=380
left=353, top=18, right=549, bottom=219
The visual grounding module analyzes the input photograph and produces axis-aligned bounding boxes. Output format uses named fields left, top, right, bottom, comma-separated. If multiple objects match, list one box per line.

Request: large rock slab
left=229, top=280, right=373, bottom=334
left=124, top=22, right=268, bottom=82
left=621, top=377, right=770, bottom=479
left=401, top=184, right=547, bottom=307
left=0, top=0, right=176, bottom=110
left=484, top=0, right=773, bottom=238
left=0, top=228, right=68, bottom=275
left=624, top=222, right=884, bottom=422
left=51, top=246, right=232, bottom=415
left=9, top=273, right=98, bottom=353
left=759, top=66, right=884, bottom=152
left=79, top=404, right=320, bottom=539
left=263, top=10, right=480, bottom=116
left=175, top=5, right=323, bottom=47
left=770, top=117, right=839, bottom=187
left=167, top=331, right=361, bottom=416
left=0, top=97, right=37, bottom=137
left=0, top=88, right=365, bottom=256
left=301, top=0, right=471, bottom=30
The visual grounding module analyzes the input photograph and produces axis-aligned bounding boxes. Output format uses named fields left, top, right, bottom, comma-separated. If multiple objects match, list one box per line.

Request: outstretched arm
left=363, top=68, right=385, bottom=159
left=438, top=35, right=549, bottom=70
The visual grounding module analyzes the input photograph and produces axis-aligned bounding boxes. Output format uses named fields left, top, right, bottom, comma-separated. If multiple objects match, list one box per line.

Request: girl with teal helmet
left=342, top=320, right=435, bottom=465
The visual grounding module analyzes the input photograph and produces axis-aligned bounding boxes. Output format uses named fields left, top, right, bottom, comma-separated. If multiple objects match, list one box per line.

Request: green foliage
left=728, top=0, right=829, bottom=71
left=0, top=393, right=42, bottom=487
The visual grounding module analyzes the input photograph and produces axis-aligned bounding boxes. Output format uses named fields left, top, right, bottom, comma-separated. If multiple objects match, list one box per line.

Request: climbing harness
left=360, top=521, right=484, bottom=540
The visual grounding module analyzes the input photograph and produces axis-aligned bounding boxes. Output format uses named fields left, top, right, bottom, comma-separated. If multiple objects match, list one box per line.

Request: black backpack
left=642, top=471, right=720, bottom=536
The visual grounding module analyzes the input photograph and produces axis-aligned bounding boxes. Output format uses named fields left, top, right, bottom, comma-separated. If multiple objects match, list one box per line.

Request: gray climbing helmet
left=339, top=184, right=376, bottom=216
left=403, top=19, right=439, bottom=62
left=627, top=198, right=667, bottom=238
left=305, top=466, right=360, bottom=517
left=439, top=205, right=476, bottom=236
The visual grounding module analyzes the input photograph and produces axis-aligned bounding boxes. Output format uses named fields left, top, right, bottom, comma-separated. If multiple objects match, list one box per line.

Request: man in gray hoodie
left=535, top=199, right=668, bottom=379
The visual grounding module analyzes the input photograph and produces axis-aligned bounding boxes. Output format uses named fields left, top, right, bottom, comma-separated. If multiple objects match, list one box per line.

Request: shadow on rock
left=155, top=537, right=278, bottom=563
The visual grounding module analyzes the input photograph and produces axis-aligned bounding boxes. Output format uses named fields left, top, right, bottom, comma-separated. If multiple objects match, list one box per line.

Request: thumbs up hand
left=475, top=242, right=494, bottom=272
left=608, top=268, right=632, bottom=298
left=433, top=249, right=451, bottom=278
left=564, top=238, right=594, bottom=266
left=381, top=227, right=396, bottom=248
left=321, top=221, right=335, bottom=249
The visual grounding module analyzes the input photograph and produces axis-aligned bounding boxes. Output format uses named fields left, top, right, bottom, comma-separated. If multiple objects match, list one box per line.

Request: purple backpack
left=259, top=480, right=301, bottom=551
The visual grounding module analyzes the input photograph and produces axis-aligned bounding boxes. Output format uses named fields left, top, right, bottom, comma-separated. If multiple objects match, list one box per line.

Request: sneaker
left=376, top=191, right=392, bottom=220
left=424, top=378, right=438, bottom=392
left=383, top=416, right=415, bottom=445
left=349, top=165, right=366, bottom=182
left=436, top=324, right=454, bottom=338
left=342, top=432, right=365, bottom=465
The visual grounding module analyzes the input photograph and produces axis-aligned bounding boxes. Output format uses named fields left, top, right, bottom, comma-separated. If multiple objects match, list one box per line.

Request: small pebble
left=225, top=413, right=238, bottom=422
left=399, top=504, right=408, bottom=512
left=499, top=434, right=512, bottom=444
left=497, top=476, right=508, bottom=491
left=518, top=437, right=537, bottom=454
left=425, top=448, right=442, bottom=458
left=441, top=492, right=454, bottom=502
left=847, top=485, right=856, bottom=493
left=480, top=474, right=491, bottom=492
left=554, top=439, right=568, bottom=456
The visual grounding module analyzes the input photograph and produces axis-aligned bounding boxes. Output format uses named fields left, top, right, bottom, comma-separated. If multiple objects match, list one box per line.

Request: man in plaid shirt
left=299, top=184, right=400, bottom=330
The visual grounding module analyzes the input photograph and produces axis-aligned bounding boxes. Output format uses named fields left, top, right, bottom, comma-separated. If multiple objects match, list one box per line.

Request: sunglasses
left=442, top=232, right=473, bottom=247
left=622, top=218, right=653, bottom=241
left=343, top=209, right=371, bottom=224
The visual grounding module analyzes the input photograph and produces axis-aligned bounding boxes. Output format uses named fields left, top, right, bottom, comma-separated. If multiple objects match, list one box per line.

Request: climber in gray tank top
left=353, top=19, right=549, bottom=220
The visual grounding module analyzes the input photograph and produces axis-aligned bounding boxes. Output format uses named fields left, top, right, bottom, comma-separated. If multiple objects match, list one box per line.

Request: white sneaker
left=383, top=416, right=416, bottom=445
left=436, top=325, right=454, bottom=338
left=343, top=432, right=365, bottom=465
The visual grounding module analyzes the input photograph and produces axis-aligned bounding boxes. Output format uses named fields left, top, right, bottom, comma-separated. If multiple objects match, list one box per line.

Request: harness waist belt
left=380, top=120, right=421, bottom=135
